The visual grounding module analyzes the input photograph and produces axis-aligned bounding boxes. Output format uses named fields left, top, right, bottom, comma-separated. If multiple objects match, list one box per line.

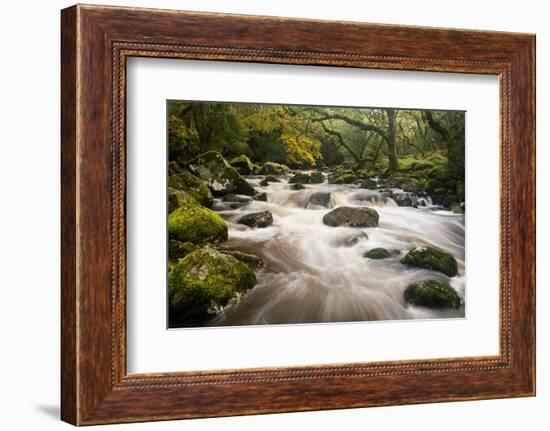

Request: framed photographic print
left=61, top=4, right=536, bottom=425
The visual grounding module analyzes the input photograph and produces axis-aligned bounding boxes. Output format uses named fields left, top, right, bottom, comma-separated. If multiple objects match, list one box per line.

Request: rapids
left=211, top=172, right=465, bottom=326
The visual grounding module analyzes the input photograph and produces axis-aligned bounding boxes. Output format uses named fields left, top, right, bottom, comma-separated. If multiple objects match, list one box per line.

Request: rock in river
left=237, top=211, right=274, bottom=228
left=169, top=248, right=257, bottom=326
left=168, top=191, right=228, bottom=244
left=323, top=206, right=379, bottom=228
left=309, top=171, right=324, bottom=183
left=307, top=192, right=331, bottom=209
left=187, top=151, right=256, bottom=196
left=344, top=231, right=369, bottom=247
left=229, top=155, right=257, bottom=175
left=401, top=246, right=458, bottom=277
left=168, top=170, right=214, bottom=208
left=363, top=248, right=400, bottom=259
left=288, top=172, right=311, bottom=184
left=222, top=250, right=264, bottom=270
left=259, top=162, right=291, bottom=175
left=404, top=280, right=461, bottom=309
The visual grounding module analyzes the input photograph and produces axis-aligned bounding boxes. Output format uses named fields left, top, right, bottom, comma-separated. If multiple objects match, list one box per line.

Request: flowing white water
left=212, top=173, right=465, bottom=326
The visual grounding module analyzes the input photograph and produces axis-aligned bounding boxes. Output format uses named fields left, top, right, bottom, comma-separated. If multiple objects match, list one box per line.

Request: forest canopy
left=168, top=101, right=465, bottom=205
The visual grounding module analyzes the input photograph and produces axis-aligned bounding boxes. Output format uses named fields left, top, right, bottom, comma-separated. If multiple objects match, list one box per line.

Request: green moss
left=404, top=280, right=461, bottom=309
left=401, top=246, right=458, bottom=277
left=168, top=188, right=186, bottom=214
left=169, top=248, right=257, bottom=326
left=399, top=157, right=435, bottom=172
left=187, top=151, right=256, bottom=196
left=168, top=192, right=228, bottom=244
left=229, top=155, right=256, bottom=175
left=169, top=239, right=198, bottom=261
left=169, top=171, right=214, bottom=208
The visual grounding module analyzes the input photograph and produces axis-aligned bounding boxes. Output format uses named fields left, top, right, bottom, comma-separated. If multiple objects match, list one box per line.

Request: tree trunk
left=385, top=109, right=400, bottom=172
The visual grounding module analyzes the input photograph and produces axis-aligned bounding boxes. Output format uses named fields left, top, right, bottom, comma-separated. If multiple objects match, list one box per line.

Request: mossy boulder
left=237, top=211, right=273, bottom=228
left=229, top=155, right=256, bottom=175
left=291, top=183, right=305, bottom=190
left=168, top=192, right=228, bottom=244
left=169, top=248, right=257, bottom=326
left=404, top=280, right=461, bottom=309
left=168, top=188, right=187, bottom=214
left=288, top=172, right=311, bottom=184
left=328, top=173, right=357, bottom=184
left=401, top=246, right=458, bottom=277
left=357, top=178, right=377, bottom=189
left=187, top=151, right=256, bottom=196
left=309, top=172, right=324, bottom=183
left=169, top=171, right=214, bottom=208
left=364, top=248, right=400, bottom=259
left=323, top=206, right=379, bottom=228
left=259, top=162, right=291, bottom=175
left=169, top=239, right=198, bottom=260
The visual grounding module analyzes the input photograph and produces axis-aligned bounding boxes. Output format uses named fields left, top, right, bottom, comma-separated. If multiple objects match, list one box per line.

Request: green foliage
left=167, top=101, right=465, bottom=205
left=281, top=134, right=322, bottom=168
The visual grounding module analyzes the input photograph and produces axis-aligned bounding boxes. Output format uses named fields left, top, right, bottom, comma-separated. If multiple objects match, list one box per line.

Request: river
left=210, top=172, right=465, bottom=326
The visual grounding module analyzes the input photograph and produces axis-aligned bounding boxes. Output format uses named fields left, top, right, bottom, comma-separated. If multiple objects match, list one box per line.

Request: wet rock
left=404, top=280, right=461, bottom=309
left=307, top=192, right=331, bottom=208
left=259, top=162, right=291, bottom=175
left=237, top=211, right=273, bottom=228
left=169, top=248, right=256, bottom=326
left=309, top=172, right=324, bottom=183
left=222, top=250, right=264, bottom=270
left=401, top=246, right=458, bottom=277
left=392, top=192, right=413, bottom=207
left=222, top=194, right=253, bottom=203
left=169, top=171, right=214, bottom=208
left=323, top=206, right=379, bottom=228
left=363, top=248, right=400, bottom=259
left=253, top=192, right=268, bottom=201
left=169, top=240, right=198, bottom=260
left=344, top=231, right=369, bottom=247
left=291, top=183, right=305, bottom=190
left=260, top=175, right=281, bottom=186
left=288, top=173, right=311, bottom=184
left=229, top=155, right=257, bottom=175
left=187, top=151, right=256, bottom=196
left=168, top=191, right=228, bottom=244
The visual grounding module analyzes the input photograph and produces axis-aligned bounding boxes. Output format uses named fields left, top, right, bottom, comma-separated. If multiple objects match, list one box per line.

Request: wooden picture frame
left=61, top=4, right=536, bottom=425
